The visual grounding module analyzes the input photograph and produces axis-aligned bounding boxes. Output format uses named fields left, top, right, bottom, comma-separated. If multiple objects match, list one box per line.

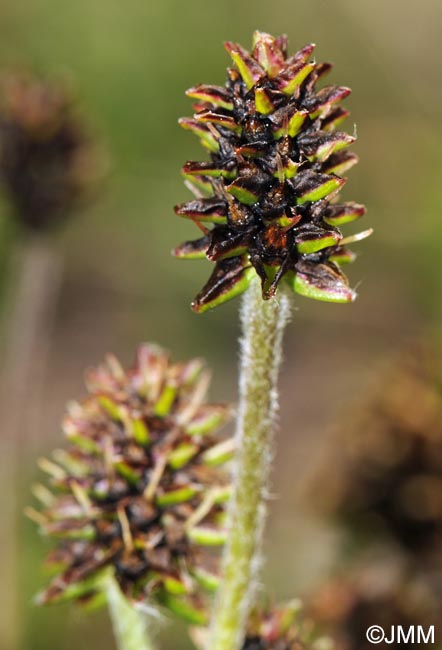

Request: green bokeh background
left=0, top=1, right=441, bottom=648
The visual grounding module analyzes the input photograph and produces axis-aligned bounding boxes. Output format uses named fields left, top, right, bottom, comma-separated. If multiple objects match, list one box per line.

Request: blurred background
left=0, top=0, right=441, bottom=648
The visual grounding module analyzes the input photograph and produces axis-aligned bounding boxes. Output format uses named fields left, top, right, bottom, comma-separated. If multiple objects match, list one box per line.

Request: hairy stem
left=209, top=277, right=291, bottom=650
left=104, top=574, right=155, bottom=650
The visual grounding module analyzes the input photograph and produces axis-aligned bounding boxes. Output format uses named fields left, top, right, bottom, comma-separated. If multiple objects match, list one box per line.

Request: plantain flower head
left=27, top=344, right=233, bottom=623
left=0, top=73, right=101, bottom=231
left=174, top=31, right=369, bottom=312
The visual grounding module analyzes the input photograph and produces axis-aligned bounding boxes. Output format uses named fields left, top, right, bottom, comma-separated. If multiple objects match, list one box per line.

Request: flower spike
left=174, top=32, right=369, bottom=311
left=28, top=344, right=233, bottom=621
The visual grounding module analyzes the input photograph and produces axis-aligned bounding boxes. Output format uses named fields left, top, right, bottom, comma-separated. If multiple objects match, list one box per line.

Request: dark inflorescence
left=308, top=563, right=442, bottom=650
left=0, top=73, right=98, bottom=231
left=310, top=343, right=442, bottom=559
left=27, top=344, right=233, bottom=623
left=174, top=31, right=369, bottom=312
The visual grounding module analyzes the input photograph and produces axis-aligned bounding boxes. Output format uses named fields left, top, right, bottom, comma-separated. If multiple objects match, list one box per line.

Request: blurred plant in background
left=0, top=71, right=105, bottom=650
left=307, top=342, right=442, bottom=648
left=0, top=71, right=103, bottom=416
left=0, top=73, right=100, bottom=231
left=308, top=558, right=442, bottom=650
left=311, top=343, right=442, bottom=560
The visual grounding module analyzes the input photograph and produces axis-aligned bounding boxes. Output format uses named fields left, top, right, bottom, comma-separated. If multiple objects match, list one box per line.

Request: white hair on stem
left=208, top=276, right=291, bottom=650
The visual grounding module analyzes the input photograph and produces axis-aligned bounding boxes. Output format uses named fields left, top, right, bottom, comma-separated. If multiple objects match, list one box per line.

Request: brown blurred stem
left=208, top=277, right=291, bottom=650
left=0, top=233, right=62, bottom=649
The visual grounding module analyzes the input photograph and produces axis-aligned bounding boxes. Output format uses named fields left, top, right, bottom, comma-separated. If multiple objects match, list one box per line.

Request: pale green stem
left=208, top=277, right=291, bottom=650
left=104, top=574, right=155, bottom=650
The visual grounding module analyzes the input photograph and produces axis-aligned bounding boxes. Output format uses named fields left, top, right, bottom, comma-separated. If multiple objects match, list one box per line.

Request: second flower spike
left=27, top=344, right=233, bottom=623
left=174, top=31, right=369, bottom=312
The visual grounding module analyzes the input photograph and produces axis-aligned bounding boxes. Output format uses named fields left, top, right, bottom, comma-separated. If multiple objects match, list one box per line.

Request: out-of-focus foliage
left=306, top=342, right=442, bottom=649
left=308, top=557, right=442, bottom=650
left=310, top=343, right=442, bottom=559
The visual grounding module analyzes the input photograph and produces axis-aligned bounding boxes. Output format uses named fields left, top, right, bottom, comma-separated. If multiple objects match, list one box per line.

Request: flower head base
left=243, top=602, right=310, bottom=650
left=174, top=31, right=369, bottom=312
left=0, top=73, right=100, bottom=231
left=27, top=344, right=233, bottom=623
left=192, top=601, right=328, bottom=650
